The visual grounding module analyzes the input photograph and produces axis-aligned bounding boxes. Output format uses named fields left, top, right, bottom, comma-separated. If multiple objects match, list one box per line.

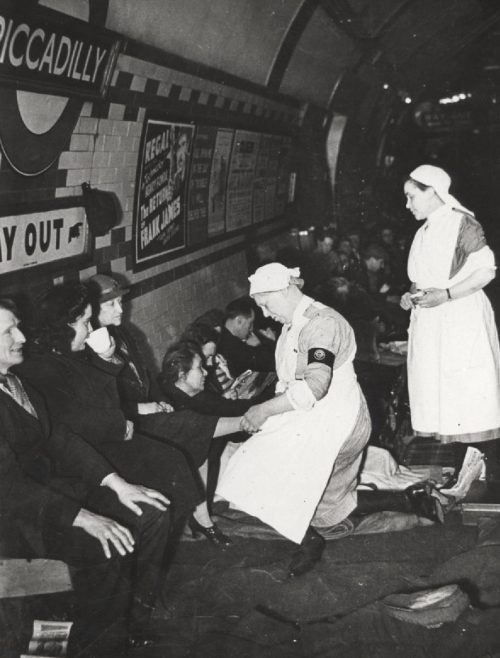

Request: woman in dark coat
left=161, top=341, right=251, bottom=517
left=20, top=282, right=240, bottom=545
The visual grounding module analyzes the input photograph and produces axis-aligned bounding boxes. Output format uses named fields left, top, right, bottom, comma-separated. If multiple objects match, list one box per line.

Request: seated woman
left=161, top=341, right=252, bottom=417
left=161, top=341, right=252, bottom=510
left=20, top=282, right=241, bottom=546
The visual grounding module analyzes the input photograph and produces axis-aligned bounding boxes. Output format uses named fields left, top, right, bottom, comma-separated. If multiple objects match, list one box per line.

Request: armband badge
left=308, top=348, right=335, bottom=367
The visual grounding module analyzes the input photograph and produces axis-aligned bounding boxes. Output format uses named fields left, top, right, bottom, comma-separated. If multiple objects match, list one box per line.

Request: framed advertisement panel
left=134, top=118, right=194, bottom=268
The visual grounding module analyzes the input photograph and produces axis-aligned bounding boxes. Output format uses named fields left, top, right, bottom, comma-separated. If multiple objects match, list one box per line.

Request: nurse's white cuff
left=286, top=380, right=316, bottom=411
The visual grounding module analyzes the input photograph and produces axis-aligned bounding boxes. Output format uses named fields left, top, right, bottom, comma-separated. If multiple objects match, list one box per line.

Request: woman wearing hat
left=401, top=165, right=500, bottom=484
left=88, top=274, right=172, bottom=421
left=217, top=263, right=372, bottom=577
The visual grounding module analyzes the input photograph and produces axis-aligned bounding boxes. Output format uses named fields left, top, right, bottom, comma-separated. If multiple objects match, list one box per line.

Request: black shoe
left=188, top=515, right=232, bottom=546
left=405, top=482, right=444, bottom=524
left=288, top=526, right=325, bottom=578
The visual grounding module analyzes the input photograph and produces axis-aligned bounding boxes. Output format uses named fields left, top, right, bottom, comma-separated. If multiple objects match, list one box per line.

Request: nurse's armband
left=308, top=348, right=335, bottom=368
left=286, top=380, right=316, bottom=411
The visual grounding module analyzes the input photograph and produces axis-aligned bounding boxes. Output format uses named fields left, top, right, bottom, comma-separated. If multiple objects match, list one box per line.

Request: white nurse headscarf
left=409, top=164, right=473, bottom=216
left=248, top=263, right=303, bottom=295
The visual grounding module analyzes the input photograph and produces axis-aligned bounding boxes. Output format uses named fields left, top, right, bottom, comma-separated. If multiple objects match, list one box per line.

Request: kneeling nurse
left=217, top=262, right=371, bottom=577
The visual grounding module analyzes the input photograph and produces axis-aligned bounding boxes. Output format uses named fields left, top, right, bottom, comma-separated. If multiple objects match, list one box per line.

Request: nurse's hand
left=414, top=288, right=448, bottom=308
left=400, top=292, right=414, bottom=310
left=240, top=404, right=269, bottom=433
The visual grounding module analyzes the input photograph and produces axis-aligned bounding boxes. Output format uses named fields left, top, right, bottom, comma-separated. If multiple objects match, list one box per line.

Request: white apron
left=407, top=204, right=500, bottom=441
left=216, top=300, right=361, bottom=544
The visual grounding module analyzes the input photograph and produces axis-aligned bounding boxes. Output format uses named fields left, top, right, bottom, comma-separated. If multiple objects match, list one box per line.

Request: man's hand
left=223, top=389, right=239, bottom=400
left=101, top=473, right=170, bottom=516
left=73, top=508, right=135, bottom=559
left=258, top=327, right=278, bottom=342
left=138, top=401, right=173, bottom=415
left=240, top=404, right=269, bottom=433
left=245, top=332, right=262, bottom=346
left=124, top=420, right=134, bottom=440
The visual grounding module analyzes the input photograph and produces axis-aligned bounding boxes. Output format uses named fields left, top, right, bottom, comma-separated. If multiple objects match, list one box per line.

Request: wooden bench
left=0, top=559, right=72, bottom=599
left=0, top=559, right=72, bottom=657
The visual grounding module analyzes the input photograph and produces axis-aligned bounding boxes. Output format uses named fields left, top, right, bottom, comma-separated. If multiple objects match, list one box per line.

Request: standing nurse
left=401, top=164, right=500, bottom=486
left=217, top=263, right=371, bottom=577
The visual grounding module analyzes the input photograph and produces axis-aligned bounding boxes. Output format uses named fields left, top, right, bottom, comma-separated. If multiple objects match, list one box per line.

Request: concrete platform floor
left=5, top=485, right=500, bottom=657
left=126, top=504, right=500, bottom=658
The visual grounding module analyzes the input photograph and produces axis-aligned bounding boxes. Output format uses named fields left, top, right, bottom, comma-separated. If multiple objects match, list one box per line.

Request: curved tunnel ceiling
left=106, top=0, right=303, bottom=86
left=105, top=0, right=500, bottom=112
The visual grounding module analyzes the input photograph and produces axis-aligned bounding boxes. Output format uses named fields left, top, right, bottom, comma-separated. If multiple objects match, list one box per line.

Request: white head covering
left=248, top=263, right=303, bottom=295
left=409, top=164, right=473, bottom=216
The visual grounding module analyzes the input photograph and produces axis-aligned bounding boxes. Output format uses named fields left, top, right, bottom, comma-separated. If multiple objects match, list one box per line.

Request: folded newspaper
left=23, top=619, right=73, bottom=658
left=440, top=446, right=485, bottom=499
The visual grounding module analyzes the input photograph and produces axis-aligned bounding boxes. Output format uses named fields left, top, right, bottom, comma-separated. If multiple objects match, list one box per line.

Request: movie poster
left=275, top=135, right=292, bottom=217
left=207, top=128, right=233, bottom=236
left=264, top=135, right=281, bottom=220
left=134, top=119, right=194, bottom=266
left=252, top=133, right=273, bottom=224
left=186, top=125, right=217, bottom=245
left=226, top=130, right=260, bottom=231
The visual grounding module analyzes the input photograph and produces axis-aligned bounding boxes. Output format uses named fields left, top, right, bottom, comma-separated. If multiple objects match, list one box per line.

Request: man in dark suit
left=218, top=296, right=275, bottom=377
left=0, top=298, right=170, bottom=655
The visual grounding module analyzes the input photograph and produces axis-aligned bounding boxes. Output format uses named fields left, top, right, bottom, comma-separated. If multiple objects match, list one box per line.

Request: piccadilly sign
left=0, top=0, right=119, bottom=98
left=0, top=0, right=116, bottom=176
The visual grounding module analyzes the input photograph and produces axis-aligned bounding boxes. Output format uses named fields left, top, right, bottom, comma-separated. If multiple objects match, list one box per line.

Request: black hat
left=90, top=274, right=129, bottom=302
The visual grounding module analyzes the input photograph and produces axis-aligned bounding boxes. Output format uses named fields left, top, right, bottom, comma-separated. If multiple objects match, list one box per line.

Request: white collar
left=424, top=203, right=457, bottom=229
left=289, top=294, right=314, bottom=327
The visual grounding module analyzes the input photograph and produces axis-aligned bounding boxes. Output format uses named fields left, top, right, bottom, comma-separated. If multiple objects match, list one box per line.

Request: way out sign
left=0, top=204, right=90, bottom=276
